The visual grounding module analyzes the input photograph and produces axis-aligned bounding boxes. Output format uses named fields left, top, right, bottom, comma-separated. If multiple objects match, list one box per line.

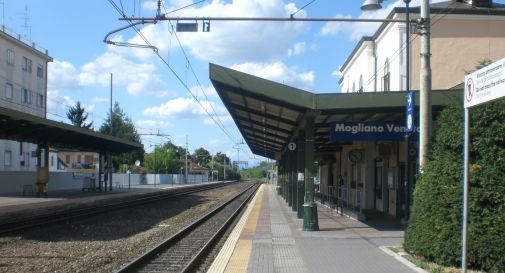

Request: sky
left=3, top=0, right=504, bottom=167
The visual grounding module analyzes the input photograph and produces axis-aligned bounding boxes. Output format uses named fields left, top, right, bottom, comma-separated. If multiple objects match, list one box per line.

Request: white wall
left=340, top=40, right=376, bottom=93
left=0, top=28, right=51, bottom=172
left=0, top=172, right=210, bottom=194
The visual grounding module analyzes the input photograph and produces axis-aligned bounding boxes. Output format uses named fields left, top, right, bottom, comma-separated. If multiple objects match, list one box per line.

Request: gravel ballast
left=0, top=182, right=253, bottom=273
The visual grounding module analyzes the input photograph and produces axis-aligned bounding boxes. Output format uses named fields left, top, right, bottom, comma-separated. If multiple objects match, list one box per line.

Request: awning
left=210, top=63, right=462, bottom=159
left=0, top=107, right=143, bottom=154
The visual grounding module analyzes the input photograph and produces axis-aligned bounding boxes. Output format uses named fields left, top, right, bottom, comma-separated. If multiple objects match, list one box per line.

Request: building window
left=358, top=75, right=364, bottom=93
left=51, top=156, right=54, bottom=167
left=382, top=58, right=390, bottom=92
left=36, top=93, right=44, bottom=108
left=7, top=49, right=14, bottom=65
left=65, top=155, right=70, bottom=164
left=77, top=155, right=82, bottom=163
left=22, top=57, right=32, bottom=73
left=22, top=89, right=32, bottom=104
left=4, top=150, right=11, bottom=166
left=37, top=64, right=43, bottom=78
left=5, top=83, right=13, bottom=99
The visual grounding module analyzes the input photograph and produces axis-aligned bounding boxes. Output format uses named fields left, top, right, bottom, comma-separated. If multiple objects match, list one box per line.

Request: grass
left=388, top=246, right=486, bottom=273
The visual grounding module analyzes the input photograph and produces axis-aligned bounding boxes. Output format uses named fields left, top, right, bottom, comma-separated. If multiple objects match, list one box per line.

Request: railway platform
left=0, top=183, right=202, bottom=222
left=209, top=184, right=423, bottom=273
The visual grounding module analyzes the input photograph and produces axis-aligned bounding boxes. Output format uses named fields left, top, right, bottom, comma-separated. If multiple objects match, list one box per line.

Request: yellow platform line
left=207, top=184, right=264, bottom=273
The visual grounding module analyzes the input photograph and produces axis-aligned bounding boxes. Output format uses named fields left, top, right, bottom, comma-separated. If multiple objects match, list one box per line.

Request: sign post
left=462, top=57, right=505, bottom=273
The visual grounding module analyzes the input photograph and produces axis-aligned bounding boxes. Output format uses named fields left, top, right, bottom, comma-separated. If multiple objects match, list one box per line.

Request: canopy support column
left=303, top=113, right=319, bottom=231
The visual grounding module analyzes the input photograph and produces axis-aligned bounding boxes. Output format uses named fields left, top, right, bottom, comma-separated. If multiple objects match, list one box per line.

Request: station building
left=211, top=0, right=505, bottom=226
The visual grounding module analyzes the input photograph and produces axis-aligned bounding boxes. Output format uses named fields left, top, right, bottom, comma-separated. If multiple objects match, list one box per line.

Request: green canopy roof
left=210, top=63, right=461, bottom=159
left=0, top=106, right=143, bottom=154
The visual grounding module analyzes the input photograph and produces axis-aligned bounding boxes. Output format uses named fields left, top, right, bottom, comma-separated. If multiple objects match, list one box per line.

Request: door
left=374, top=159, right=383, bottom=212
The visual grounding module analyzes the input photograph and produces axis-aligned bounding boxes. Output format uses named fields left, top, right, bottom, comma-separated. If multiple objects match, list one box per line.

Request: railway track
left=0, top=181, right=238, bottom=235
left=115, top=182, right=260, bottom=273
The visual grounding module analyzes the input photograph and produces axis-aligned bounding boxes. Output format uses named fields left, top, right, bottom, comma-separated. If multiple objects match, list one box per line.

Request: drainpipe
left=373, top=40, right=378, bottom=92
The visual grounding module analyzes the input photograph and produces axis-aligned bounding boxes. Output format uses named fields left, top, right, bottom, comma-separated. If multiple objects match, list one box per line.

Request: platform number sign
left=288, top=142, right=296, bottom=151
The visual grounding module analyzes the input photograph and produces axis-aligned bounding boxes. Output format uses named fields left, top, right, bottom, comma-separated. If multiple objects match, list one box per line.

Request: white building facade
left=330, top=0, right=505, bottom=218
left=0, top=27, right=53, bottom=172
left=340, top=0, right=505, bottom=93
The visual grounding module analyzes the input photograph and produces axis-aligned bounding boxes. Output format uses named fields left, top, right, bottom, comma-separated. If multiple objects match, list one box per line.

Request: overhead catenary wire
left=160, top=1, right=234, bottom=141
left=106, top=0, right=238, bottom=143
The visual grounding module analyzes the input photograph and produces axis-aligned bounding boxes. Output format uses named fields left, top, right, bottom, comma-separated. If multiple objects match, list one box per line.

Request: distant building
left=57, top=150, right=99, bottom=174
left=0, top=26, right=53, bottom=171
left=340, top=0, right=505, bottom=93
left=190, top=163, right=209, bottom=178
left=48, top=148, right=66, bottom=172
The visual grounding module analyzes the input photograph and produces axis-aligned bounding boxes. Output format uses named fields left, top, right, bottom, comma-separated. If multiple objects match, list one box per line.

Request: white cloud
left=142, top=97, right=227, bottom=119
left=91, top=97, right=109, bottom=104
left=77, top=52, right=171, bottom=96
left=142, top=0, right=158, bottom=11
left=150, top=0, right=308, bottom=64
left=190, top=85, right=218, bottom=100
left=203, top=114, right=233, bottom=126
left=48, top=52, right=172, bottom=97
left=48, top=60, right=80, bottom=91
left=136, top=119, right=174, bottom=129
left=288, top=42, right=308, bottom=57
left=231, top=62, right=315, bottom=90
left=320, top=13, right=353, bottom=36
left=331, top=69, right=342, bottom=79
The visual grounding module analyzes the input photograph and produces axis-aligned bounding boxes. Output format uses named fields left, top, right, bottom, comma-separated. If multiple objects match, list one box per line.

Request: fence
left=0, top=171, right=209, bottom=194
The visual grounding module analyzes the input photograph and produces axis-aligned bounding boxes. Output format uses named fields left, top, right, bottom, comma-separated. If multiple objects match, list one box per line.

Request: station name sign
left=330, top=121, right=418, bottom=141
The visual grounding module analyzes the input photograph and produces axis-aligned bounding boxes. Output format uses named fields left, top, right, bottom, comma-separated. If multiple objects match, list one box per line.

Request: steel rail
left=115, top=182, right=259, bottom=273
left=0, top=182, right=237, bottom=235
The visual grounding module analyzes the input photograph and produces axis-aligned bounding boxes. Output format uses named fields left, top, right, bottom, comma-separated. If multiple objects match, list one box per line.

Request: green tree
left=192, top=147, right=211, bottom=166
left=240, top=161, right=274, bottom=180
left=144, top=141, right=185, bottom=174
left=66, top=101, right=93, bottom=129
left=99, top=102, right=144, bottom=170
left=211, top=152, right=240, bottom=180
left=465, top=58, right=492, bottom=75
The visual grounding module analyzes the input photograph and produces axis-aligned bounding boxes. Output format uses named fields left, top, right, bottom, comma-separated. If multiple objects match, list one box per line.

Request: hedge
left=404, top=100, right=505, bottom=272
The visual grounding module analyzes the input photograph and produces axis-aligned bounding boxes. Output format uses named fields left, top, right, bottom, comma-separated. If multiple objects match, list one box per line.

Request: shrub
left=404, top=100, right=505, bottom=272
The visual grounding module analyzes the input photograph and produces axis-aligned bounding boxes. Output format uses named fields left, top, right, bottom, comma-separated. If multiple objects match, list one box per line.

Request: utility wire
left=362, top=1, right=459, bottom=90
left=160, top=1, right=234, bottom=141
left=106, top=0, right=237, bottom=143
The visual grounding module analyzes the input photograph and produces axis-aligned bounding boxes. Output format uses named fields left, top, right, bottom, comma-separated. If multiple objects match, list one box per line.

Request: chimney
left=457, top=0, right=493, bottom=7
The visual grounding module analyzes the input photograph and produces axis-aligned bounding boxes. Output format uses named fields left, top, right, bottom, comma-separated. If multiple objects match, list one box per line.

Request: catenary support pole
left=297, top=130, right=305, bottom=218
left=419, top=0, right=432, bottom=170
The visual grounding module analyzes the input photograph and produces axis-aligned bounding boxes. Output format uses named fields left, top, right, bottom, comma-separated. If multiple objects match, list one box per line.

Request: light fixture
left=361, top=0, right=383, bottom=11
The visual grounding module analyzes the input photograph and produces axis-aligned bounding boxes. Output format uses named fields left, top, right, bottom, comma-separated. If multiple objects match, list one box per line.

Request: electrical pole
left=185, top=135, right=188, bottom=184
left=419, top=0, right=432, bottom=170
left=110, top=73, right=113, bottom=135
left=211, top=153, right=214, bottom=181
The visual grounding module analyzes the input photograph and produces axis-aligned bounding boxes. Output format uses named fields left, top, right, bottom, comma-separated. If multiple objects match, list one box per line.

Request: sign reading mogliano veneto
left=464, top=57, right=505, bottom=108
